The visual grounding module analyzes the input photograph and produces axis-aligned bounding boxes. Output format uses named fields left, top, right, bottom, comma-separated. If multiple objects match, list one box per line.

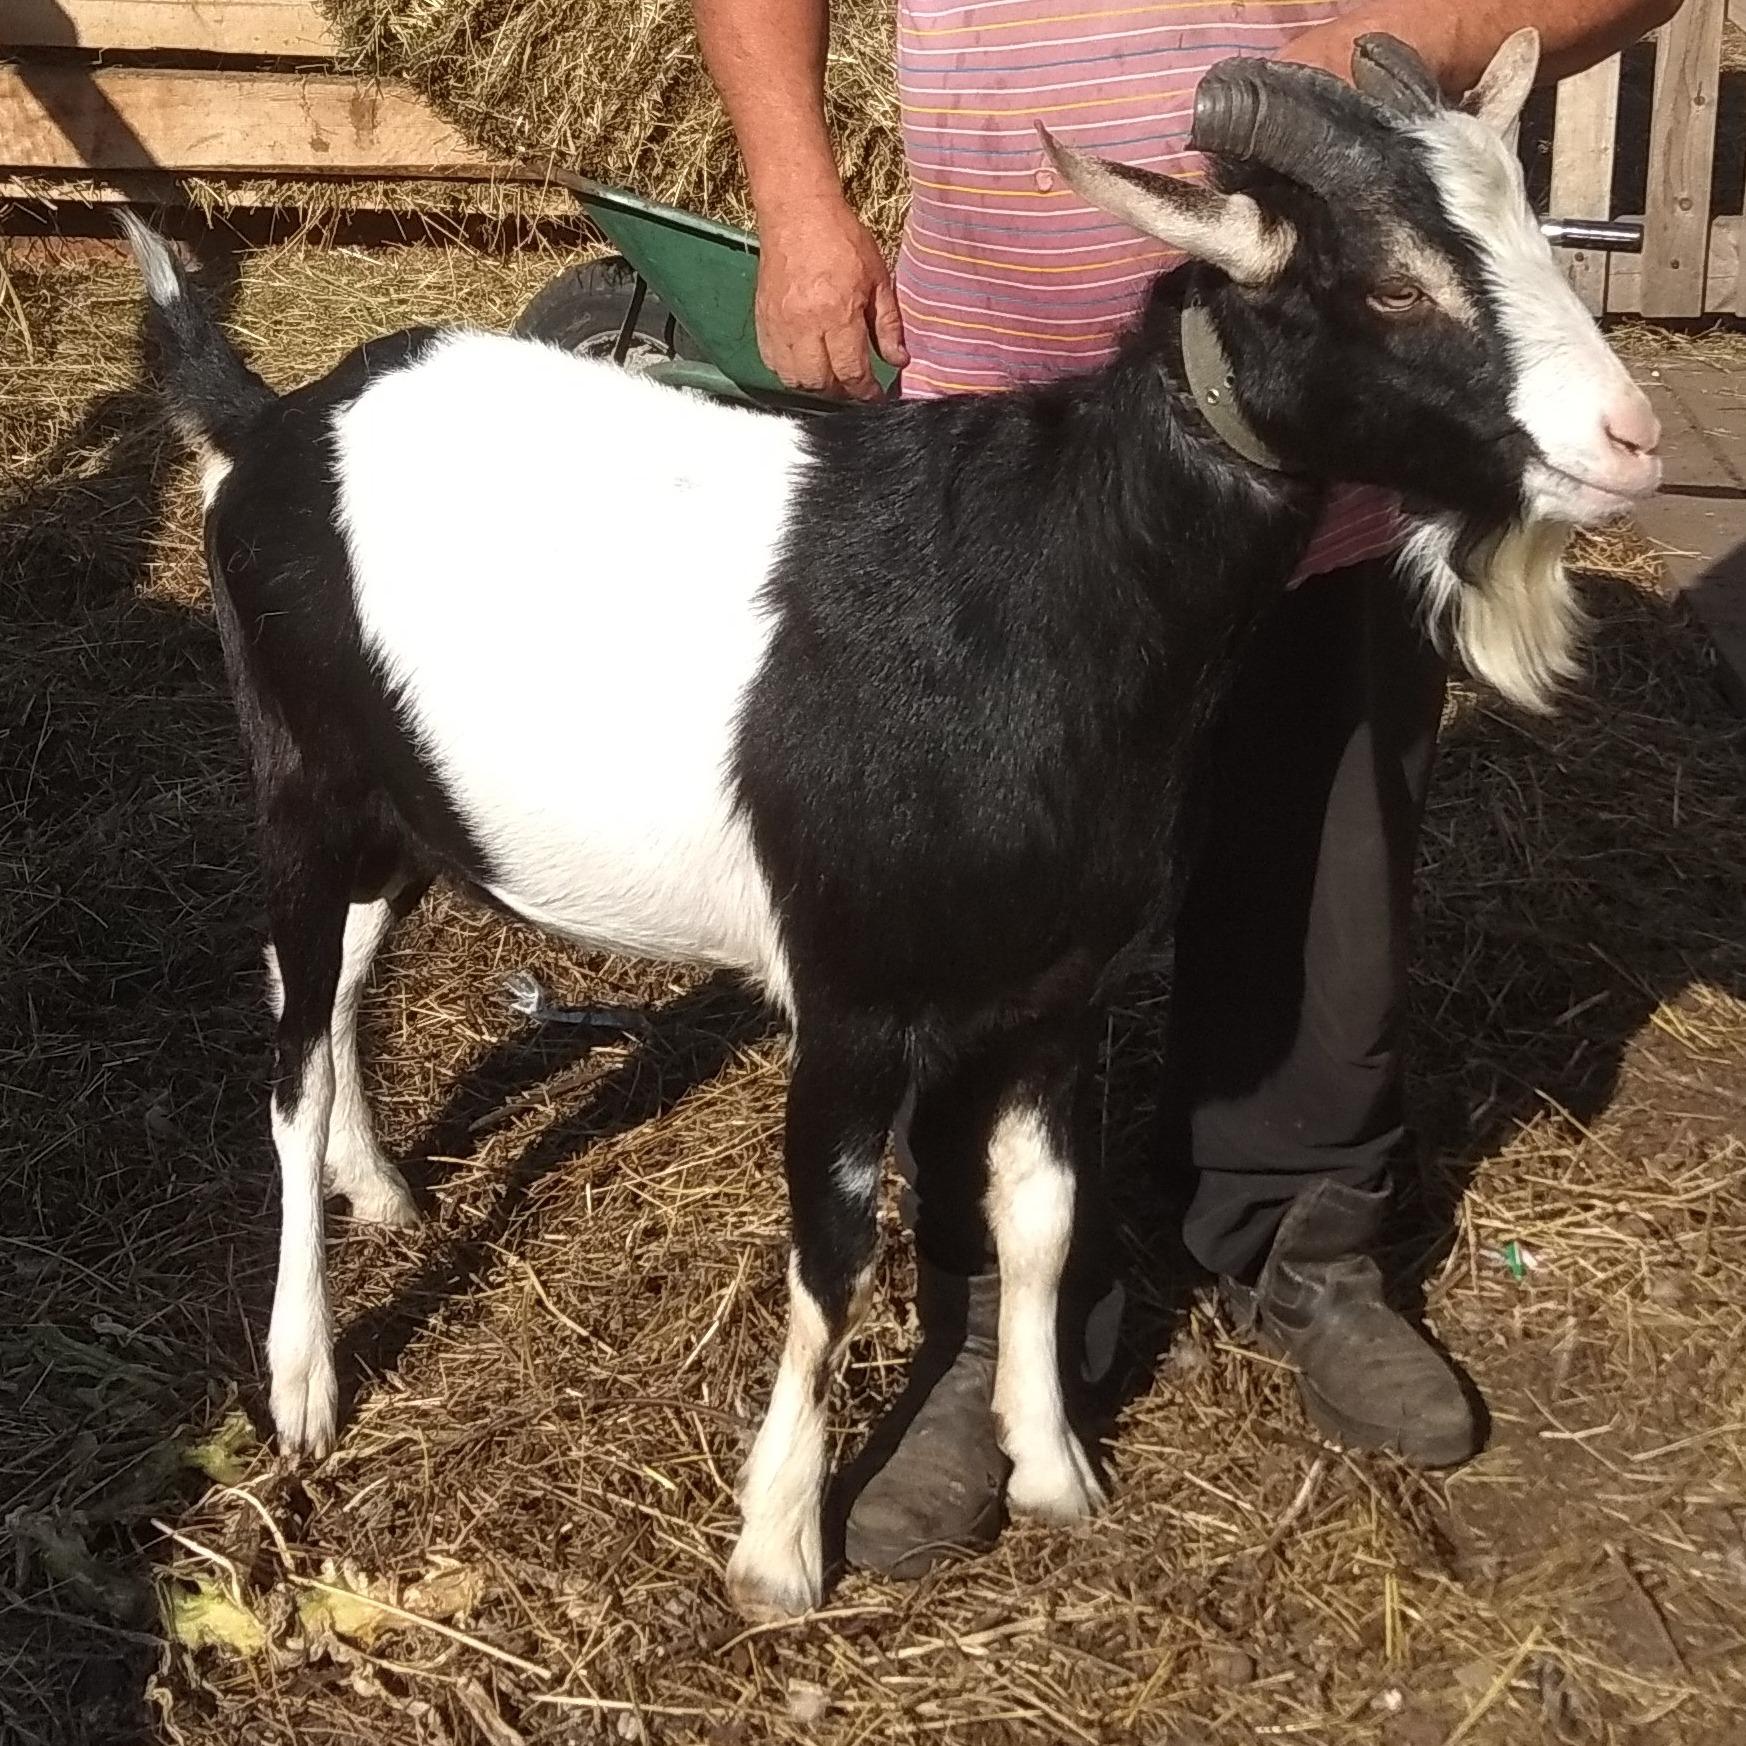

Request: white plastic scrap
left=500, top=970, right=651, bottom=1035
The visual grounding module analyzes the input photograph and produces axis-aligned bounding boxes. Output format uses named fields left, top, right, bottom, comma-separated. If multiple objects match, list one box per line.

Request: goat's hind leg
left=259, top=816, right=359, bottom=1458
left=323, top=878, right=425, bottom=1226
left=266, top=878, right=423, bottom=1228
left=726, top=1016, right=906, bottom=1620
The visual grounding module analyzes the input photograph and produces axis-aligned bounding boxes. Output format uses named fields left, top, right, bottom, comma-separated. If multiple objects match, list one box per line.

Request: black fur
left=191, top=330, right=499, bottom=1114
left=128, top=224, right=275, bottom=458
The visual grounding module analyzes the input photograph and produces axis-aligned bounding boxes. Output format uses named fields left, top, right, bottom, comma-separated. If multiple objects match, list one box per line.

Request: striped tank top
left=894, top=0, right=1401, bottom=575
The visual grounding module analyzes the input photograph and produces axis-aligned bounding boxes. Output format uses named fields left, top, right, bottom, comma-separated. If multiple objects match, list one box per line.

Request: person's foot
left=843, top=1265, right=1006, bottom=1578
left=1223, top=1180, right=1481, bottom=1468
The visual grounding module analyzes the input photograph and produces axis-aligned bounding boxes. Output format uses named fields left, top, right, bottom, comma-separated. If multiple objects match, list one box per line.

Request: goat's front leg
left=726, top=1016, right=906, bottom=1620
left=987, top=1068, right=1106, bottom=1522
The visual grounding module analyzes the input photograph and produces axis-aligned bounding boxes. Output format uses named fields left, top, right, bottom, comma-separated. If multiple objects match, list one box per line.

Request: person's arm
left=1280, top=0, right=1681, bottom=90
left=693, top=0, right=907, bottom=399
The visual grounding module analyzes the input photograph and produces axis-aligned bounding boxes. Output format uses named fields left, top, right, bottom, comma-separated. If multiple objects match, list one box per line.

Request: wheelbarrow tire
left=512, top=255, right=701, bottom=365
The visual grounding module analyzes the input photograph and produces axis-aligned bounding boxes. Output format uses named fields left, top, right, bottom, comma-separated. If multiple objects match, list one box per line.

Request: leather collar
left=1178, top=301, right=1288, bottom=473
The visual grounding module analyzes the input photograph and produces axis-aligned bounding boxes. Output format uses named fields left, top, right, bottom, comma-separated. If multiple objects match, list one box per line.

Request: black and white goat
left=127, top=30, right=1657, bottom=1620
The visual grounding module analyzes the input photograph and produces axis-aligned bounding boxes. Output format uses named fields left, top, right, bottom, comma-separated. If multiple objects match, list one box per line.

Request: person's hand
left=755, top=195, right=908, bottom=400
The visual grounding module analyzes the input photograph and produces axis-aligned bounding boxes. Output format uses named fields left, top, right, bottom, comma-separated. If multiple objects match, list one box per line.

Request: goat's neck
left=1070, top=287, right=1322, bottom=632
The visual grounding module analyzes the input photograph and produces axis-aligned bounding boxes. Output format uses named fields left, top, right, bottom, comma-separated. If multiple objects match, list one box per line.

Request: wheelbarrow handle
left=1540, top=217, right=1644, bottom=251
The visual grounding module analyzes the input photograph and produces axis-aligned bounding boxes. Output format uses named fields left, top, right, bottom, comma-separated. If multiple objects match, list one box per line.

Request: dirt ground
left=2, top=240, right=1744, bottom=1746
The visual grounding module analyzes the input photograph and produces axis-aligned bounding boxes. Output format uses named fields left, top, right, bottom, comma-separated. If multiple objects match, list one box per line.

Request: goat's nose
left=1604, top=393, right=1661, bottom=458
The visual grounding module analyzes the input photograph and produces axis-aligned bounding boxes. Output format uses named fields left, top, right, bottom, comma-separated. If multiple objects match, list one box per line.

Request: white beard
left=1400, top=513, right=1582, bottom=714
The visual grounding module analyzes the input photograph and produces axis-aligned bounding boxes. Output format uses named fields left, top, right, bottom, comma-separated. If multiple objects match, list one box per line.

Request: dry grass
left=3, top=244, right=1745, bottom=1746
left=319, top=0, right=906, bottom=245
left=1612, top=325, right=1746, bottom=378
left=1726, top=20, right=1746, bottom=76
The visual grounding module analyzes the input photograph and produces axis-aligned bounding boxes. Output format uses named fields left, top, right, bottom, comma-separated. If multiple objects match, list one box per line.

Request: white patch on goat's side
left=268, top=1041, right=338, bottom=1457
left=325, top=899, right=418, bottom=1226
left=986, top=1105, right=1105, bottom=1521
left=1401, top=513, right=1581, bottom=713
left=1413, top=111, right=1652, bottom=511
left=332, top=333, right=805, bottom=1015
left=726, top=1257, right=869, bottom=1619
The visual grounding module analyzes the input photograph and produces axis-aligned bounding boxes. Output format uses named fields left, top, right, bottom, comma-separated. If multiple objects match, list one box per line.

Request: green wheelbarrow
left=515, top=168, right=1645, bottom=410
left=514, top=169, right=898, bottom=412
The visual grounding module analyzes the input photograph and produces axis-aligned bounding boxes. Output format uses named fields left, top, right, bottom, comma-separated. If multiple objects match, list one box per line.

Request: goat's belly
left=476, top=808, right=789, bottom=994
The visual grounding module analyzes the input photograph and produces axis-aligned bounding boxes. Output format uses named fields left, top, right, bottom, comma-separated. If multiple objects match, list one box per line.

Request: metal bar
left=1540, top=218, right=1644, bottom=251
left=611, top=274, right=649, bottom=367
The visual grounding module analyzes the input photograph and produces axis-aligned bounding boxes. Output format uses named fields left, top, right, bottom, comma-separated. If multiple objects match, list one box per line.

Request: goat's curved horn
left=1350, top=33, right=1442, bottom=116
left=1189, top=58, right=1381, bottom=194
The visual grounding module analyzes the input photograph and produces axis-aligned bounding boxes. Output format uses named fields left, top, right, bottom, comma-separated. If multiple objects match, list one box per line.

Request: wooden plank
left=1641, top=0, right=1726, bottom=317
left=1739, top=207, right=1746, bottom=325
left=0, top=66, right=488, bottom=175
left=4, top=0, right=335, bottom=56
left=1604, top=215, right=1740, bottom=314
left=0, top=168, right=565, bottom=211
left=1549, top=55, right=1621, bottom=313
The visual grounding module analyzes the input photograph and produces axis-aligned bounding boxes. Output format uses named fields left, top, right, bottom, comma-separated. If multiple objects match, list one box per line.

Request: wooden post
left=1642, top=0, right=1726, bottom=318
left=1549, top=55, right=1622, bottom=313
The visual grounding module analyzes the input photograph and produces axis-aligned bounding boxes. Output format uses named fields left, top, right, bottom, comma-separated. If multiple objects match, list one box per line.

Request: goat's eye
left=1369, top=282, right=1427, bottom=314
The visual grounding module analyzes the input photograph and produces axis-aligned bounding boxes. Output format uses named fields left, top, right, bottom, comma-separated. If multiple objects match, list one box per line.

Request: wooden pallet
left=1, top=0, right=511, bottom=206
left=1550, top=0, right=1741, bottom=316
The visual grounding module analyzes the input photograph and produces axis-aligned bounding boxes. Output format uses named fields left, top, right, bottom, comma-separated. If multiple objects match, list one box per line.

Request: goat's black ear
left=1036, top=125, right=1293, bottom=286
left=1463, top=28, right=1539, bottom=137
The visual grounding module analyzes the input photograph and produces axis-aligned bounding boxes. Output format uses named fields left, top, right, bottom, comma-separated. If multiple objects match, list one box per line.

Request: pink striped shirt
left=894, top=0, right=1402, bottom=576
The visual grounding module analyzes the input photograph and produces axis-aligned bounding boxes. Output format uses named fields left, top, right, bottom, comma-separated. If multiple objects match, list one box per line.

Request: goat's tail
left=121, top=213, right=276, bottom=458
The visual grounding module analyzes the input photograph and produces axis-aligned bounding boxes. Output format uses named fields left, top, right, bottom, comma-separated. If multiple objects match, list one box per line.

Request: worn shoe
left=1223, top=1180, right=1481, bottom=1468
left=842, top=1264, right=1006, bottom=1578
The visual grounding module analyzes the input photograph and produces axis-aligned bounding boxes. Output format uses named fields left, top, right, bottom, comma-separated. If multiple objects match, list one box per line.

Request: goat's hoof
left=1006, top=1432, right=1106, bottom=1524
left=343, top=1173, right=420, bottom=1229
left=725, top=1541, right=821, bottom=1622
left=269, top=1356, right=338, bottom=1460
left=328, top=1153, right=420, bottom=1228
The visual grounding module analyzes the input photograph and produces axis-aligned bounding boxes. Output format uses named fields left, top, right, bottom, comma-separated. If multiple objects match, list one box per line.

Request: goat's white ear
left=1464, top=28, right=1540, bottom=138
left=1037, top=125, right=1293, bottom=286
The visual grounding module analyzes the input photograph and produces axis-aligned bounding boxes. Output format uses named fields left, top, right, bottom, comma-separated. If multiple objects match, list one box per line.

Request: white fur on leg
left=263, top=943, right=284, bottom=1020
left=324, top=899, right=417, bottom=1227
left=987, top=1106, right=1106, bottom=1522
left=268, top=1042, right=339, bottom=1457
left=726, top=1258, right=871, bottom=1620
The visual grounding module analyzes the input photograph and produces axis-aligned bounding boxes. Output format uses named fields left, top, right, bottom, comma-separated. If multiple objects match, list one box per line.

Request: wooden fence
left=1550, top=0, right=1740, bottom=315
left=0, top=0, right=495, bottom=204
left=2, top=0, right=1744, bottom=320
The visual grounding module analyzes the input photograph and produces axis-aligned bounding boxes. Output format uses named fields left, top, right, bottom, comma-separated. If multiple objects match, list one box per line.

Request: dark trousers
left=906, top=557, right=1449, bottom=1283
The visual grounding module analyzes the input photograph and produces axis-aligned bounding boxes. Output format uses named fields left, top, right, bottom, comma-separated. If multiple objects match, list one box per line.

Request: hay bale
left=317, top=0, right=906, bottom=244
